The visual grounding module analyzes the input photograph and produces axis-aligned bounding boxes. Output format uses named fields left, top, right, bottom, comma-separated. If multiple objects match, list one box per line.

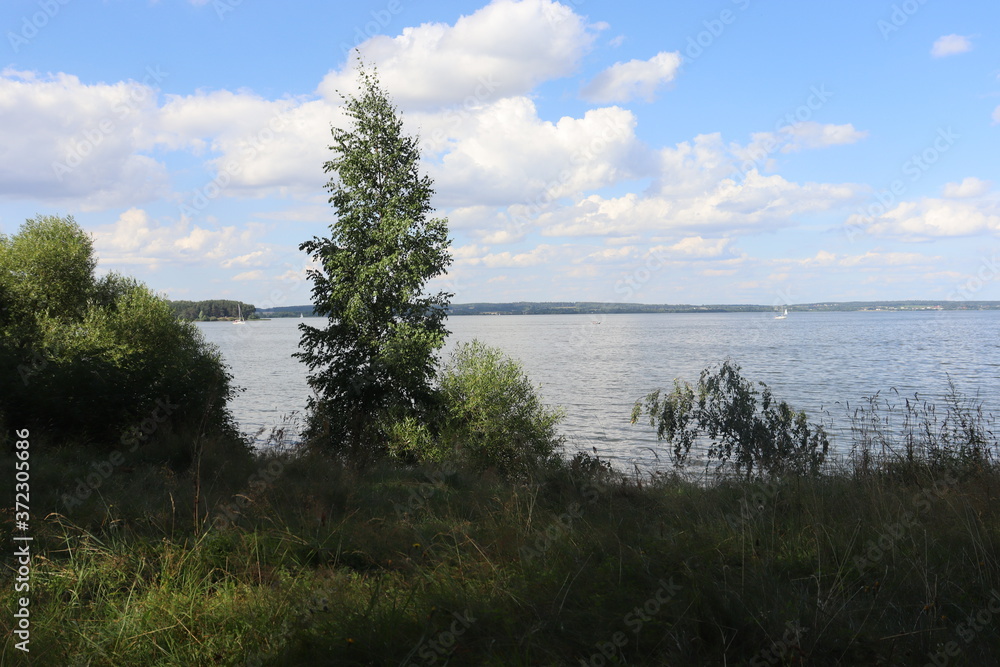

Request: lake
left=196, top=311, right=1000, bottom=470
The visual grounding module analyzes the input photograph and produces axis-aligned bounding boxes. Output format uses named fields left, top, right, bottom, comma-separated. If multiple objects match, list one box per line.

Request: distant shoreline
left=250, top=300, right=1000, bottom=318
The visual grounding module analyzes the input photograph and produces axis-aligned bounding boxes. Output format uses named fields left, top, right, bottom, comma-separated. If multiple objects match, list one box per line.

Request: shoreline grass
left=4, top=432, right=1000, bottom=665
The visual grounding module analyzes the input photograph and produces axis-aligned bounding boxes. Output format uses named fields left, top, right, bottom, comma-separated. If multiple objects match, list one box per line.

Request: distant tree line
left=446, top=301, right=1000, bottom=315
left=168, top=300, right=257, bottom=321
left=256, top=305, right=317, bottom=318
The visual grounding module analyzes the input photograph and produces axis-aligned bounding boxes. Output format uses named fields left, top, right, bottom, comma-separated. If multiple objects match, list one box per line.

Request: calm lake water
left=197, top=311, right=1000, bottom=470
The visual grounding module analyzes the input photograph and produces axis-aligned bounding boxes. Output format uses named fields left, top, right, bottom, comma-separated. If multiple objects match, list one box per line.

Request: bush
left=0, top=215, right=242, bottom=462
left=631, top=359, right=828, bottom=478
left=439, top=340, right=564, bottom=476
left=386, top=340, right=564, bottom=477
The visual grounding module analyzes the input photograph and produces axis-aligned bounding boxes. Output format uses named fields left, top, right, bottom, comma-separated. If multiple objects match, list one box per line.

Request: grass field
left=3, top=418, right=1000, bottom=666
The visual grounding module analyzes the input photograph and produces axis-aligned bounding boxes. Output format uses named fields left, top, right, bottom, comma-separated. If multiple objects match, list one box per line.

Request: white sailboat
left=774, top=307, right=788, bottom=320
left=234, top=303, right=246, bottom=325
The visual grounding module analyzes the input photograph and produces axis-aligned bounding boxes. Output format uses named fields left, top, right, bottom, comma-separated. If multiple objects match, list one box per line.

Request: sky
left=1, top=0, right=998, bottom=308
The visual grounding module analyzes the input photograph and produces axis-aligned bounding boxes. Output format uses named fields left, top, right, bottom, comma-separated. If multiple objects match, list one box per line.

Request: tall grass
left=3, top=387, right=1000, bottom=665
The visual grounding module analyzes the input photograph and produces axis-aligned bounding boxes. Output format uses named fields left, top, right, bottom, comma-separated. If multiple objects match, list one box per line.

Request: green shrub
left=0, top=215, right=242, bottom=462
left=386, top=414, right=440, bottom=464
left=631, top=359, right=828, bottom=478
left=434, top=340, right=564, bottom=477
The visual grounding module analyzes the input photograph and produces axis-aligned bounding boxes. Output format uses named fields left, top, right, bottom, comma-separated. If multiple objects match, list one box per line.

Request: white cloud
left=943, top=177, right=991, bottom=199
left=221, top=250, right=272, bottom=268
left=424, top=97, right=645, bottom=208
left=457, top=243, right=563, bottom=268
left=0, top=70, right=169, bottom=210
left=451, top=243, right=490, bottom=260
left=657, top=236, right=734, bottom=259
left=931, top=34, right=973, bottom=58
left=777, top=122, right=868, bottom=153
left=544, top=169, right=858, bottom=237
left=729, top=123, right=868, bottom=175
left=993, top=104, right=1000, bottom=125
left=92, top=208, right=268, bottom=267
left=317, top=0, right=597, bottom=110
left=158, top=92, right=339, bottom=197
left=852, top=198, right=1000, bottom=238
left=580, top=246, right=638, bottom=263
left=581, top=51, right=682, bottom=103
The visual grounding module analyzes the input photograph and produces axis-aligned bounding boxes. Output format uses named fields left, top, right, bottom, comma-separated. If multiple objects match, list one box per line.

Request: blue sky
left=1, top=0, right=998, bottom=308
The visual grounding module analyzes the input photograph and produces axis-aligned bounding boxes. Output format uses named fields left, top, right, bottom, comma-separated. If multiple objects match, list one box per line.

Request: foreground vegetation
left=4, top=388, right=1000, bottom=666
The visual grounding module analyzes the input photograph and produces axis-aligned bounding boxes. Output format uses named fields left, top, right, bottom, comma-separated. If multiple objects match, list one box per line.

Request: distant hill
left=255, top=300, right=1000, bottom=318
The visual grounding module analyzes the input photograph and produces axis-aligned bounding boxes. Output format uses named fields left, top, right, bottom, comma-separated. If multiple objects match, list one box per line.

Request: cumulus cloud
left=221, top=249, right=272, bottom=268
left=850, top=198, right=1000, bottom=238
left=92, top=207, right=268, bottom=268
left=424, top=97, right=645, bottom=208
left=456, top=243, right=564, bottom=268
left=318, top=0, right=597, bottom=109
left=158, top=92, right=339, bottom=197
left=0, top=70, right=169, bottom=210
left=543, top=166, right=858, bottom=237
left=931, top=34, right=973, bottom=58
left=581, top=51, right=682, bottom=103
left=777, top=122, right=868, bottom=153
left=579, top=246, right=638, bottom=263
left=728, top=122, right=868, bottom=176
left=943, top=177, right=991, bottom=199
left=657, top=236, right=734, bottom=259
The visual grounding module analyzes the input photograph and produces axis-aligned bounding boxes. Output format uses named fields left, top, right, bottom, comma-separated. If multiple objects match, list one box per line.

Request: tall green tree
left=0, top=214, right=241, bottom=463
left=297, top=64, right=452, bottom=458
